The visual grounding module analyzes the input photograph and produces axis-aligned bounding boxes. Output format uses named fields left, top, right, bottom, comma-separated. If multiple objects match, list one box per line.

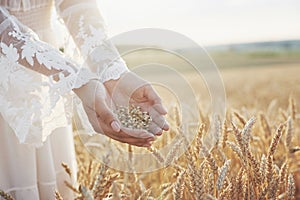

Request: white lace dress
left=0, top=0, right=128, bottom=199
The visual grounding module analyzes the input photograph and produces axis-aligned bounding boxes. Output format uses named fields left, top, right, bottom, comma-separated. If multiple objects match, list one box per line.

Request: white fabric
left=0, top=0, right=50, bottom=11
left=0, top=0, right=128, bottom=199
left=0, top=115, right=77, bottom=199
left=55, top=0, right=129, bottom=83
left=0, top=6, right=98, bottom=146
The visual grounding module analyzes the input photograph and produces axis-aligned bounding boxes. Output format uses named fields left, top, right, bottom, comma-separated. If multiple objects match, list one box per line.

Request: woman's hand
left=104, top=72, right=169, bottom=136
left=73, top=80, right=155, bottom=147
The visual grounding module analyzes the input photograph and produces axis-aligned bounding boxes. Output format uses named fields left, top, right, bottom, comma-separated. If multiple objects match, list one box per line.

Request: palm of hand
left=105, top=72, right=169, bottom=135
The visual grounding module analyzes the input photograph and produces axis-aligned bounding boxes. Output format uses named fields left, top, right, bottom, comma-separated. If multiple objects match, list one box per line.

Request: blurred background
left=100, top=0, right=300, bottom=46
left=96, top=0, right=300, bottom=109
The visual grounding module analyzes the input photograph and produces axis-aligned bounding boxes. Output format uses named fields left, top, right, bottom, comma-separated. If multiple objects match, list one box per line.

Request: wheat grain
left=203, top=147, right=218, bottom=173
left=55, top=190, right=63, bottom=200
left=172, top=170, right=185, bottom=200
left=158, top=184, right=173, bottom=199
left=242, top=116, right=256, bottom=146
left=268, top=124, right=284, bottom=157
left=217, top=160, right=231, bottom=192
left=266, top=155, right=274, bottom=185
left=233, top=111, right=247, bottom=126
left=92, top=164, right=108, bottom=199
left=0, top=190, right=14, bottom=200
left=289, top=146, right=300, bottom=153
left=61, top=162, right=72, bottom=178
left=289, top=96, right=297, bottom=120
left=137, top=188, right=152, bottom=200
left=246, top=150, right=262, bottom=185
left=213, top=115, right=222, bottom=147
left=165, top=139, right=183, bottom=166
left=279, top=108, right=288, bottom=121
left=174, top=106, right=181, bottom=127
left=115, top=105, right=152, bottom=130
left=236, top=169, right=244, bottom=199
left=195, top=123, right=205, bottom=154
left=259, top=154, right=267, bottom=183
left=221, top=120, right=228, bottom=149
left=285, top=117, right=293, bottom=151
left=232, top=121, right=247, bottom=159
left=64, top=181, right=79, bottom=194
left=229, top=177, right=237, bottom=200
left=147, top=146, right=165, bottom=163
left=226, top=141, right=245, bottom=165
left=287, top=174, right=295, bottom=200
left=187, top=163, right=205, bottom=200
left=267, top=177, right=279, bottom=199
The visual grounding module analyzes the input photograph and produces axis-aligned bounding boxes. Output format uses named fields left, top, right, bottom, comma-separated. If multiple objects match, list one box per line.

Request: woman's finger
left=121, top=127, right=155, bottom=139
left=145, top=86, right=167, bottom=114
left=95, top=98, right=121, bottom=132
left=148, top=122, right=163, bottom=136
left=108, top=130, right=154, bottom=146
left=152, top=103, right=168, bottom=115
left=148, top=108, right=169, bottom=131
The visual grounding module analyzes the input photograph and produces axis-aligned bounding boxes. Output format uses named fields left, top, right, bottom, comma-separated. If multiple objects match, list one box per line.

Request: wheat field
left=63, top=64, right=300, bottom=200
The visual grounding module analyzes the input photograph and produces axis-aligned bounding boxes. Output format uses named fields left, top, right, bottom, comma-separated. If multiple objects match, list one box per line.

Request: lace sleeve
left=0, top=7, right=97, bottom=146
left=55, top=0, right=129, bottom=83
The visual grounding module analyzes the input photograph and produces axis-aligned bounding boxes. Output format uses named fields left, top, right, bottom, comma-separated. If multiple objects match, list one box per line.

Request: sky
left=98, top=0, right=300, bottom=46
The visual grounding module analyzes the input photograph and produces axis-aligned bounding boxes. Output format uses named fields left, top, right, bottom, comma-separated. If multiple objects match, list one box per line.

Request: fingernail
left=164, top=121, right=170, bottom=130
left=154, top=127, right=162, bottom=135
left=111, top=121, right=120, bottom=132
left=156, top=131, right=163, bottom=136
left=162, top=106, right=168, bottom=114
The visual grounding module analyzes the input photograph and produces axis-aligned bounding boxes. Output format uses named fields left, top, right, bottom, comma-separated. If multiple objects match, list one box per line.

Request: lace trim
left=0, top=59, right=96, bottom=146
left=4, top=185, right=38, bottom=193
left=0, top=0, right=51, bottom=12
left=75, top=15, right=128, bottom=82
left=6, top=18, right=75, bottom=73
left=98, top=59, right=129, bottom=83
left=76, top=15, right=107, bottom=58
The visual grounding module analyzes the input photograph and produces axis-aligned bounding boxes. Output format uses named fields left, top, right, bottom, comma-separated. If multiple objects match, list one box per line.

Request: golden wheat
left=54, top=97, right=299, bottom=200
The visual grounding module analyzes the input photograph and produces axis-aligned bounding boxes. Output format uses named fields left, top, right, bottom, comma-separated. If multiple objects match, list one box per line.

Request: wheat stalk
left=233, top=111, right=247, bottom=126
left=217, top=160, right=231, bottom=192
left=259, top=113, right=272, bottom=138
left=221, top=120, right=228, bottom=149
left=79, top=185, right=94, bottom=200
left=172, top=170, right=185, bottom=200
left=147, top=146, right=165, bottom=163
left=268, top=124, right=284, bottom=157
left=287, top=173, right=295, bottom=200
left=55, top=190, right=63, bottom=200
left=165, top=139, right=183, bottom=166
left=289, top=96, right=297, bottom=120
left=242, top=116, right=256, bottom=147
left=285, top=117, right=293, bottom=151
left=61, top=162, right=72, bottom=178
left=0, top=190, right=14, bottom=200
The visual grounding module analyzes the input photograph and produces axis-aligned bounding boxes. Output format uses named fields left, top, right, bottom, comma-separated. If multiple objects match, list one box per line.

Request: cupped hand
left=73, top=80, right=155, bottom=147
left=104, top=72, right=169, bottom=136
